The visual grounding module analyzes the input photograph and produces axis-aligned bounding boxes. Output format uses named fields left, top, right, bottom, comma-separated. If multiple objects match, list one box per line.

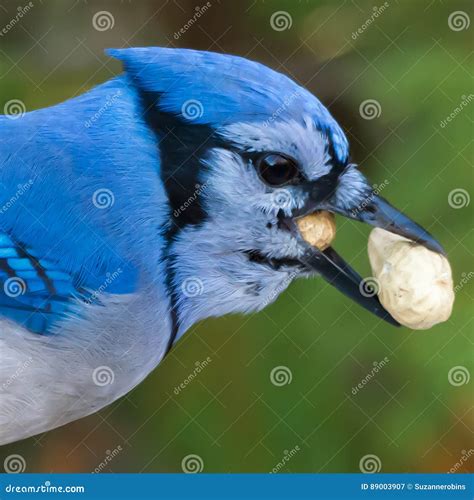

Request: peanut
left=296, top=211, right=336, bottom=250
left=368, top=228, right=454, bottom=329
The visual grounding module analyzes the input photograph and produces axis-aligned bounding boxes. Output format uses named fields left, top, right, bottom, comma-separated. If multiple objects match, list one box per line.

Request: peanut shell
left=368, top=228, right=454, bottom=329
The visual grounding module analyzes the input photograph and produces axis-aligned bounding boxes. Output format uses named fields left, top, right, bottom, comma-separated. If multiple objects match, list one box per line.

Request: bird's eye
left=255, top=153, right=300, bottom=187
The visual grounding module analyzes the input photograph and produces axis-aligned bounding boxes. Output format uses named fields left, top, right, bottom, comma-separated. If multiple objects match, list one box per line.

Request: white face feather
left=170, top=147, right=306, bottom=337
left=333, top=166, right=370, bottom=211
left=169, top=117, right=339, bottom=336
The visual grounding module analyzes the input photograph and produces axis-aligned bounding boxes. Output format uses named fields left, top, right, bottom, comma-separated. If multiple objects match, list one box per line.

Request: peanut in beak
left=295, top=211, right=336, bottom=250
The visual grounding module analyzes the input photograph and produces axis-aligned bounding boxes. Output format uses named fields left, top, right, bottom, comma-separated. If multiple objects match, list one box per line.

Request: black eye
left=255, top=153, right=300, bottom=187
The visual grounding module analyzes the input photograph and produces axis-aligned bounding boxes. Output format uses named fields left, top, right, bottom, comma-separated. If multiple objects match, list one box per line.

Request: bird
left=0, top=47, right=444, bottom=445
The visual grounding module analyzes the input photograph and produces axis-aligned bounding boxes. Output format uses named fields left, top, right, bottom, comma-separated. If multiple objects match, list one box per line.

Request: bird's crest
left=107, top=47, right=349, bottom=163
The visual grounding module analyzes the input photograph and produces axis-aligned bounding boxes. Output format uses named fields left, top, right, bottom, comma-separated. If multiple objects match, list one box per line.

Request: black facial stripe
left=295, top=132, right=349, bottom=206
left=136, top=89, right=234, bottom=355
left=298, top=169, right=339, bottom=206
left=244, top=250, right=303, bottom=271
left=137, top=89, right=230, bottom=236
left=164, top=246, right=180, bottom=356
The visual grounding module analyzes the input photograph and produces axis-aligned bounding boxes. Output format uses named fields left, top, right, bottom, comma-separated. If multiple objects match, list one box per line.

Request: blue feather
left=107, top=47, right=349, bottom=163
left=0, top=75, right=167, bottom=334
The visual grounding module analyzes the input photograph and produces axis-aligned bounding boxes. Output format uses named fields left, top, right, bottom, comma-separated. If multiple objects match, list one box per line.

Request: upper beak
left=296, top=179, right=445, bottom=327
left=334, top=194, right=445, bottom=255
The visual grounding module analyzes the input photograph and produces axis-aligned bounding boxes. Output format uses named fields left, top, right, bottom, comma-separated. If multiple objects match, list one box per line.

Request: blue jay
left=0, top=48, right=443, bottom=444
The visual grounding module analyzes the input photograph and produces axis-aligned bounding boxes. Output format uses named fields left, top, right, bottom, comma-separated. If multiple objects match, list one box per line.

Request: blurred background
left=0, top=0, right=472, bottom=473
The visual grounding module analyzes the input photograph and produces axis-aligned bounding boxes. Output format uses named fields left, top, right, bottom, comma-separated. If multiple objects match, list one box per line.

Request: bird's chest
left=0, top=289, right=172, bottom=444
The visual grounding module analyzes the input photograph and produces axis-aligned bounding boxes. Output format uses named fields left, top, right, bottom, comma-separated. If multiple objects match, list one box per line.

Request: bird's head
left=110, top=47, right=444, bottom=338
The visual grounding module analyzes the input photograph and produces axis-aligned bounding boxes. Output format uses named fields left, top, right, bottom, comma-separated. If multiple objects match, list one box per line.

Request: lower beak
left=298, top=192, right=445, bottom=326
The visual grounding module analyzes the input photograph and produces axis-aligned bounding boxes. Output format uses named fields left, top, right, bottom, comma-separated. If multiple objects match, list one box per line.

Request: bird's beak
left=295, top=173, right=445, bottom=326
left=331, top=194, right=445, bottom=255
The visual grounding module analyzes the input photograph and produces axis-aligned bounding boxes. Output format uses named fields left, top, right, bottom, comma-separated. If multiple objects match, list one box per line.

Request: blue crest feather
left=108, top=47, right=348, bottom=162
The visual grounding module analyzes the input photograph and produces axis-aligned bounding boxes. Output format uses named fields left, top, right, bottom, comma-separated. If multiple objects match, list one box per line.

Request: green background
left=0, top=0, right=472, bottom=473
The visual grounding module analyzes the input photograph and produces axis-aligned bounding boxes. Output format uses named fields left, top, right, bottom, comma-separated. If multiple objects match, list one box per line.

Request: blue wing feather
left=0, top=231, right=91, bottom=334
left=0, top=74, right=160, bottom=336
